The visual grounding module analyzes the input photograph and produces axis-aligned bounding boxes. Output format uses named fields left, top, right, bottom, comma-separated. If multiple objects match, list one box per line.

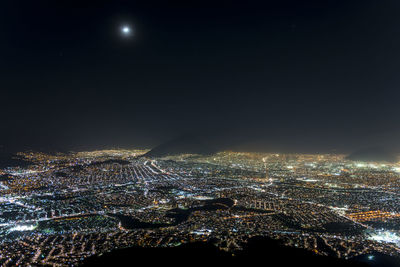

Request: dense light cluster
left=0, top=150, right=399, bottom=265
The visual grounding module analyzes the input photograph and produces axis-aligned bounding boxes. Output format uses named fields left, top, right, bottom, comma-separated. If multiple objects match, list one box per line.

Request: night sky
left=1, top=0, right=400, bottom=153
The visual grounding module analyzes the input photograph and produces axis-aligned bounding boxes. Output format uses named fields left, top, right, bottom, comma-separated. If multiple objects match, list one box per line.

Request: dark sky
left=1, top=0, right=400, bottom=152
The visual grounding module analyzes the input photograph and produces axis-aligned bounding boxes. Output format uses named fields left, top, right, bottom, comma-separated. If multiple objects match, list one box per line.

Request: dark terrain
left=145, top=134, right=217, bottom=157
left=82, top=236, right=395, bottom=267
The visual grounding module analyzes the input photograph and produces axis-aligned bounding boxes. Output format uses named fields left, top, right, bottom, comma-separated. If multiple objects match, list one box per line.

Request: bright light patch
left=330, top=205, right=349, bottom=216
left=368, top=231, right=400, bottom=247
left=9, top=224, right=36, bottom=232
left=191, top=229, right=212, bottom=236
left=0, top=182, right=8, bottom=190
left=121, top=26, right=132, bottom=36
left=297, top=178, right=318, bottom=182
left=368, top=255, right=375, bottom=260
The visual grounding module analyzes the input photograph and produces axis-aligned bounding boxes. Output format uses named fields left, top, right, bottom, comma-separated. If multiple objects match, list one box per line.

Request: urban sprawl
left=1, top=150, right=400, bottom=265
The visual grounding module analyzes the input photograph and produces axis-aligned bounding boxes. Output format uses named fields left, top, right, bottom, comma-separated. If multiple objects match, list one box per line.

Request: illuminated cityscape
left=0, top=150, right=399, bottom=265
left=2, top=0, right=400, bottom=266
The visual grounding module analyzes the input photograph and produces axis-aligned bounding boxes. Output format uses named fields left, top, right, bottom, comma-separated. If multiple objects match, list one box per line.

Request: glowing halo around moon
left=120, top=25, right=133, bottom=37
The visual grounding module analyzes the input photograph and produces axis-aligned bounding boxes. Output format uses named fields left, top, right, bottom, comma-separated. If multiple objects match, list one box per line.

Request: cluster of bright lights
left=355, top=162, right=389, bottom=169
left=369, top=231, right=400, bottom=246
left=297, top=177, right=318, bottom=182
left=191, top=229, right=212, bottom=236
left=9, top=225, right=36, bottom=232
left=355, top=163, right=366, bottom=168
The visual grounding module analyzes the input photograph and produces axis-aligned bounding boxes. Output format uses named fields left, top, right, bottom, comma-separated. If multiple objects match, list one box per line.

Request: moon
left=120, top=25, right=132, bottom=37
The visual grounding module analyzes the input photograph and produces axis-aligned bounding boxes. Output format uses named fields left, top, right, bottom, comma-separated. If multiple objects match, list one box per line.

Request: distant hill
left=0, top=152, right=31, bottom=169
left=82, top=236, right=373, bottom=267
left=144, top=134, right=217, bottom=157
left=346, top=147, right=398, bottom=163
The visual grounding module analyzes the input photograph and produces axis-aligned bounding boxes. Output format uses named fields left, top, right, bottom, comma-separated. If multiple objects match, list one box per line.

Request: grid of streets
left=0, top=150, right=400, bottom=265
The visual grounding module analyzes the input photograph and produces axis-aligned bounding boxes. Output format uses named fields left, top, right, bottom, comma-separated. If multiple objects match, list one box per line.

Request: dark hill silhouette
left=145, top=134, right=217, bottom=157
left=82, top=236, right=372, bottom=267
left=346, top=147, right=398, bottom=163
left=0, top=152, right=31, bottom=169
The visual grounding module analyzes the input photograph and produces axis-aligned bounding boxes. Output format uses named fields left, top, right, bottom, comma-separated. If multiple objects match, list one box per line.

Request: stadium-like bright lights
left=369, top=231, right=400, bottom=246
left=9, top=225, right=36, bottom=232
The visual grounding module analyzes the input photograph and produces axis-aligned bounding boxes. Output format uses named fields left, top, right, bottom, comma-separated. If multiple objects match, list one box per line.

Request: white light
left=121, top=26, right=131, bottom=35
left=368, top=255, right=375, bottom=260
left=369, top=231, right=400, bottom=247
left=9, top=225, right=36, bottom=232
left=369, top=164, right=378, bottom=169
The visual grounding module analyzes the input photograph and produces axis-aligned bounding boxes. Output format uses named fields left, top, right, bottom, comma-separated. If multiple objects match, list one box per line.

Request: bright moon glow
left=121, top=26, right=131, bottom=35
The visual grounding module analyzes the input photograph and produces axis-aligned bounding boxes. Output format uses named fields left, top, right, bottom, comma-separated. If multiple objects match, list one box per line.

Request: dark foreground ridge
left=81, top=236, right=394, bottom=267
left=346, top=147, right=398, bottom=163
left=145, top=134, right=217, bottom=157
